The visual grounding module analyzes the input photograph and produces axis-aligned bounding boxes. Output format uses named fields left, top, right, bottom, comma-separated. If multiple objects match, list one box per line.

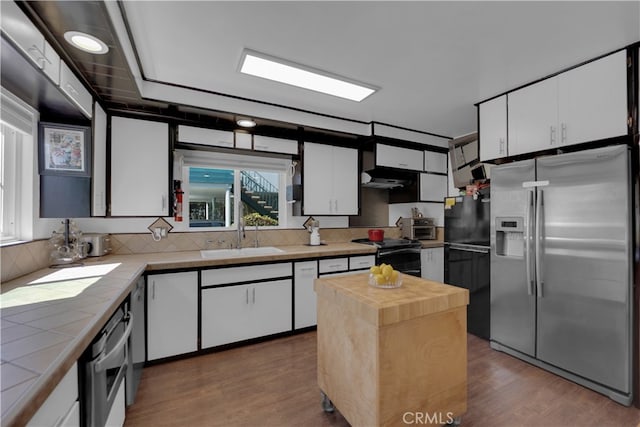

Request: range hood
left=360, top=150, right=412, bottom=189
left=361, top=171, right=408, bottom=189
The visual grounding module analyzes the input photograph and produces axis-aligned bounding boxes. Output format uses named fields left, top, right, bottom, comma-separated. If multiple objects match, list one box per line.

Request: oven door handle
left=377, top=247, right=421, bottom=257
left=94, top=311, right=133, bottom=373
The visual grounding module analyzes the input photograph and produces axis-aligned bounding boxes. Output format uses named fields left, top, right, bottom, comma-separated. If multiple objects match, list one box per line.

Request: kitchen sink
left=200, top=247, right=284, bottom=259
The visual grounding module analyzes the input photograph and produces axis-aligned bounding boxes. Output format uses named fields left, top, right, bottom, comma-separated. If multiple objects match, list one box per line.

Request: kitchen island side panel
left=317, top=288, right=379, bottom=425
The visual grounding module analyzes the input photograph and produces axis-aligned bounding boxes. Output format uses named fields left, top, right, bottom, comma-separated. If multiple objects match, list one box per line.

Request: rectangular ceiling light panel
left=239, top=50, right=377, bottom=102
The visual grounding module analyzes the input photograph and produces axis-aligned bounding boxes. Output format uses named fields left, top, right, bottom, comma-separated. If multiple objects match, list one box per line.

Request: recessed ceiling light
left=64, top=31, right=109, bottom=54
left=237, top=119, right=257, bottom=128
left=239, top=49, right=377, bottom=102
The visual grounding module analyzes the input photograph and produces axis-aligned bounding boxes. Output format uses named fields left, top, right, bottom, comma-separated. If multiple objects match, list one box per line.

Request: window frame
left=0, top=88, right=38, bottom=245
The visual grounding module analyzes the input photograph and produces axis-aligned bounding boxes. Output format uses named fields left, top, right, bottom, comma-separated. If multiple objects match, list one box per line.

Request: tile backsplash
left=1, top=227, right=407, bottom=283
left=109, top=227, right=402, bottom=255
left=1, top=240, right=50, bottom=284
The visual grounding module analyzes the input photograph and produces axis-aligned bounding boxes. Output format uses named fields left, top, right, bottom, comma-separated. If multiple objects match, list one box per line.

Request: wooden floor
left=125, top=332, right=640, bottom=427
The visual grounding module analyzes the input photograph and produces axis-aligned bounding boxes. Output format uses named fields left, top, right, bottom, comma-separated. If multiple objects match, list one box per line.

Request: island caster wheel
left=320, top=391, right=335, bottom=413
left=446, top=416, right=462, bottom=426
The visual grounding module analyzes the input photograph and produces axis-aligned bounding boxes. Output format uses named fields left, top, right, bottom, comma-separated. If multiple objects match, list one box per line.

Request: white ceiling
left=122, top=1, right=640, bottom=138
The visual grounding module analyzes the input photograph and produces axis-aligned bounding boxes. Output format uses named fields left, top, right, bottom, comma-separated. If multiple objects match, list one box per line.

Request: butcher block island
left=314, top=273, right=469, bottom=426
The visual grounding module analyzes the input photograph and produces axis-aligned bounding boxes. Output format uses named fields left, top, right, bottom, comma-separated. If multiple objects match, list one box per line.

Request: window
left=0, top=88, right=36, bottom=243
left=188, top=167, right=280, bottom=228
left=189, top=167, right=234, bottom=227
left=178, top=149, right=291, bottom=230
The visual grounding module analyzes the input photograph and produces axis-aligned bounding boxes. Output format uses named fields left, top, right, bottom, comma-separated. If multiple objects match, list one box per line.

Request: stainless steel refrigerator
left=490, top=145, right=633, bottom=405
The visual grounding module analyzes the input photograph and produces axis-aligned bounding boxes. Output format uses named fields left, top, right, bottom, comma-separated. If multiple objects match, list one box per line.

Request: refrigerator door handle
left=525, top=189, right=534, bottom=296
left=535, top=188, right=544, bottom=298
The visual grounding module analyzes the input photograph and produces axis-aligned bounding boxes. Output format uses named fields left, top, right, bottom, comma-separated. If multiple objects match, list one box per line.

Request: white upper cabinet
left=419, top=173, right=447, bottom=202
left=253, top=135, right=298, bottom=155
left=303, top=142, right=358, bottom=215
left=423, top=150, right=448, bottom=174
left=509, top=50, right=627, bottom=157
left=479, top=95, right=507, bottom=161
left=1, top=1, right=59, bottom=84
left=557, top=50, right=628, bottom=146
left=110, top=117, right=169, bottom=216
left=178, top=125, right=233, bottom=148
left=376, top=143, right=424, bottom=171
left=92, top=103, right=107, bottom=216
left=372, top=123, right=449, bottom=148
left=59, top=62, right=92, bottom=118
left=2, top=2, right=94, bottom=118
left=508, top=77, right=558, bottom=156
left=235, top=132, right=252, bottom=149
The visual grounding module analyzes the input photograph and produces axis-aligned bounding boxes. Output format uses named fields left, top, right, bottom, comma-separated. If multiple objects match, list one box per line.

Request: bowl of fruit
left=368, top=263, right=402, bottom=288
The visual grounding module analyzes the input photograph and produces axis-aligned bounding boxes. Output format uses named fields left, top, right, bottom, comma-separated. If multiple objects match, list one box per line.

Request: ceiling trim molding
left=105, top=1, right=432, bottom=137
left=140, top=80, right=372, bottom=136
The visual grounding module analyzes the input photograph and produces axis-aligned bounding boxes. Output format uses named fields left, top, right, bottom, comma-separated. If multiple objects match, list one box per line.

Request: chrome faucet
left=236, top=203, right=245, bottom=249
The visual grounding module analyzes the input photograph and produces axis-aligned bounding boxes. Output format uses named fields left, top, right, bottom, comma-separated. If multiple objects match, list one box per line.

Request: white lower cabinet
left=421, top=247, right=444, bottom=283
left=349, top=255, right=376, bottom=271
left=294, top=261, right=319, bottom=329
left=147, top=271, right=198, bottom=360
left=201, top=263, right=293, bottom=348
left=202, top=280, right=292, bottom=348
left=59, top=401, right=80, bottom=427
left=27, top=363, right=78, bottom=427
left=318, top=255, right=376, bottom=278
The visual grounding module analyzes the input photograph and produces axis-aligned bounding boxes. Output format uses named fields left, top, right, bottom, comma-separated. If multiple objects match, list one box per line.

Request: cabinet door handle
left=161, top=195, right=166, bottom=210
left=550, top=126, right=556, bottom=145
left=27, top=44, right=46, bottom=64
left=398, top=163, right=408, bottom=167
left=252, top=287, right=256, bottom=304
left=299, top=267, right=315, bottom=272
left=246, top=288, right=249, bottom=304
left=561, top=123, right=567, bottom=144
left=499, top=138, right=505, bottom=155
left=152, top=281, right=156, bottom=299
left=65, top=83, right=79, bottom=96
left=334, top=199, right=338, bottom=212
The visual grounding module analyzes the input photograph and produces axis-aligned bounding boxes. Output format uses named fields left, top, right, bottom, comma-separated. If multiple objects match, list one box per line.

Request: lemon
left=382, top=265, right=394, bottom=279
left=370, top=266, right=381, bottom=275
left=390, top=270, right=399, bottom=283
left=374, top=274, right=386, bottom=285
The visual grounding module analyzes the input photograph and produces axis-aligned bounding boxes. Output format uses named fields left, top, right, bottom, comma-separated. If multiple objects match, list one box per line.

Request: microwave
left=400, top=217, right=436, bottom=240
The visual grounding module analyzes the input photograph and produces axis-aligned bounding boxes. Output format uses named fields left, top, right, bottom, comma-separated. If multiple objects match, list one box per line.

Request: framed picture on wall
left=38, top=122, right=91, bottom=177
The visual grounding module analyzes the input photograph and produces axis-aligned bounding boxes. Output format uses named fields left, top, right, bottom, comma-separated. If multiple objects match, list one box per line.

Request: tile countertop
left=0, top=242, right=376, bottom=427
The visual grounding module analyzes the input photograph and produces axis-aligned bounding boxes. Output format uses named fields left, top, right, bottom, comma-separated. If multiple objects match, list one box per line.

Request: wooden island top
left=315, top=273, right=469, bottom=426
left=314, top=272, right=469, bottom=327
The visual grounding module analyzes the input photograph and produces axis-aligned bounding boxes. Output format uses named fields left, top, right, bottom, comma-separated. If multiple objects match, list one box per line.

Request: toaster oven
left=400, top=217, right=436, bottom=240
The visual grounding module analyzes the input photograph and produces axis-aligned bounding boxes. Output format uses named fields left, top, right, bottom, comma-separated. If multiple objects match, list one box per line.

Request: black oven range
left=352, top=238, right=422, bottom=277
